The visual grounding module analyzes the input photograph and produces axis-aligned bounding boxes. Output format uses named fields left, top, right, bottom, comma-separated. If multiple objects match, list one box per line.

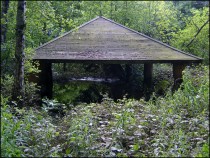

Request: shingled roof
left=34, top=16, right=202, bottom=64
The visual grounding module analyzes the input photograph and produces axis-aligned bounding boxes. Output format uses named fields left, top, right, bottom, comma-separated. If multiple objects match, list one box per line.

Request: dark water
left=52, top=63, right=173, bottom=104
left=53, top=76, right=144, bottom=104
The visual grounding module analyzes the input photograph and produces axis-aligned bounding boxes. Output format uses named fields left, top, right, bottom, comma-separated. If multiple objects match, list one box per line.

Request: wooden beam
left=172, top=63, right=186, bottom=91
left=144, top=63, right=153, bottom=101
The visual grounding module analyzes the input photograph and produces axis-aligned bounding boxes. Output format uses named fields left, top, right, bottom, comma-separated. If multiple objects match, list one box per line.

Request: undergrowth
left=1, top=64, right=209, bottom=157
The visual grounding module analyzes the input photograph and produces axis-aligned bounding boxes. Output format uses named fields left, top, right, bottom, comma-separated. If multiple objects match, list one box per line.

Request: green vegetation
left=1, top=1, right=209, bottom=75
left=53, top=82, right=91, bottom=104
left=53, top=78, right=109, bottom=104
left=1, top=65, right=209, bottom=157
left=1, top=1, right=209, bottom=157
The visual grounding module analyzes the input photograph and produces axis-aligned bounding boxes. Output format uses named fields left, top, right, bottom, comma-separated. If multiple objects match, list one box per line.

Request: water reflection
left=53, top=77, right=144, bottom=104
left=52, top=63, right=173, bottom=104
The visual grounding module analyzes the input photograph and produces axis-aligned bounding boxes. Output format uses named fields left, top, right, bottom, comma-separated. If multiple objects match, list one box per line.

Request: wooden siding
left=34, top=16, right=202, bottom=63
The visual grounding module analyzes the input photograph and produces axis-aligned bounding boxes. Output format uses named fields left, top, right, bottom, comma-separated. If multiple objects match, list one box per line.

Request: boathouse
left=32, top=16, right=202, bottom=99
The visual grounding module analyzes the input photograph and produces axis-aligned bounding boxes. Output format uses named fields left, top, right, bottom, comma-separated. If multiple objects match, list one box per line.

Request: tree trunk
left=114, top=2, right=117, bottom=11
left=99, top=1, right=102, bottom=16
left=123, top=1, right=128, bottom=25
left=110, top=1, right=113, bottom=19
left=12, top=0, right=26, bottom=106
left=1, top=0, right=10, bottom=44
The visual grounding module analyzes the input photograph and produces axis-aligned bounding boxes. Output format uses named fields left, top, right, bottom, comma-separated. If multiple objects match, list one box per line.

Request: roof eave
left=32, top=58, right=203, bottom=64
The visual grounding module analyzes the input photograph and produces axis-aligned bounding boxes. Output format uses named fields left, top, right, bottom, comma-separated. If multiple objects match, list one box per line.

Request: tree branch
left=185, top=19, right=209, bottom=47
left=191, top=19, right=199, bottom=30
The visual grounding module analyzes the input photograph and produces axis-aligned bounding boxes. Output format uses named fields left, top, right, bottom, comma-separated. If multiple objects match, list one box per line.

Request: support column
left=172, top=63, right=186, bottom=91
left=39, top=60, right=53, bottom=99
left=144, top=63, right=153, bottom=101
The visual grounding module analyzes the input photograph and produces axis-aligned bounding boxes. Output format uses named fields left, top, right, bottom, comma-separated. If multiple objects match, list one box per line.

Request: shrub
left=1, top=96, right=61, bottom=157
left=1, top=74, right=40, bottom=106
left=1, top=96, right=23, bottom=157
left=146, top=64, right=209, bottom=157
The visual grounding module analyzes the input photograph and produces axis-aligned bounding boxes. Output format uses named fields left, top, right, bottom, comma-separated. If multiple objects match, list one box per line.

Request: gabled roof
left=34, top=16, right=202, bottom=63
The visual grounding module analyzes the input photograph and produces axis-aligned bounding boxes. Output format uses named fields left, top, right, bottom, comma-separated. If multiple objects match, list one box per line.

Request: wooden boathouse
left=32, top=16, right=202, bottom=99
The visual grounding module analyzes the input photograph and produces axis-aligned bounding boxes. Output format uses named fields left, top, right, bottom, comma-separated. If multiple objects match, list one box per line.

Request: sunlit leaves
left=171, top=7, right=209, bottom=63
left=26, top=1, right=56, bottom=47
left=1, top=65, right=209, bottom=157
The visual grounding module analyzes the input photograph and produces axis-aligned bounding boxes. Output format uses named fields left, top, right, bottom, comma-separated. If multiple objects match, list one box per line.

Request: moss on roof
left=34, top=16, right=202, bottom=63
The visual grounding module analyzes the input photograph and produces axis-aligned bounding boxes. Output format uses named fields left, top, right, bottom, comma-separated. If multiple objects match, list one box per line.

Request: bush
left=1, top=64, right=209, bottom=157
left=1, top=74, right=40, bottom=106
left=1, top=96, right=23, bottom=157
left=1, top=96, right=61, bottom=157
left=146, top=64, right=209, bottom=156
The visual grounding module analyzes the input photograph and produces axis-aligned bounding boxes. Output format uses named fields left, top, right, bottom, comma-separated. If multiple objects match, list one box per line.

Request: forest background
left=1, top=1, right=209, bottom=157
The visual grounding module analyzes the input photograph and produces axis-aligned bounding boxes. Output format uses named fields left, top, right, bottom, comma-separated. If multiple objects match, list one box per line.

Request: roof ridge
left=100, top=16, right=202, bottom=60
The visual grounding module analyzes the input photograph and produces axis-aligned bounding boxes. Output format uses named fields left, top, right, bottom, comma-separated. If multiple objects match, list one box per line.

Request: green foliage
left=196, top=143, right=209, bottom=157
left=154, top=80, right=170, bottom=95
left=18, top=109, right=61, bottom=157
left=2, top=1, right=209, bottom=77
left=1, top=1, right=209, bottom=157
left=1, top=64, right=209, bottom=157
left=42, top=98, right=70, bottom=118
left=171, top=7, right=209, bottom=63
left=1, top=75, right=14, bottom=100
left=151, top=1, right=181, bottom=44
left=176, top=65, right=208, bottom=115
left=24, top=80, right=40, bottom=105
left=53, top=82, right=90, bottom=104
left=180, top=65, right=209, bottom=114
left=61, top=104, right=100, bottom=157
left=24, top=48, right=41, bottom=74
left=26, top=1, right=57, bottom=47
left=146, top=64, right=209, bottom=156
left=1, top=96, right=61, bottom=157
left=1, top=96, right=23, bottom=157
left=1, top=74, right=40, bottom=105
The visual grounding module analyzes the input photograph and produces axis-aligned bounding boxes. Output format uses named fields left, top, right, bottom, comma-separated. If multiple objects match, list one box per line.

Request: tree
left=12, top=0, right=26, bottom=106
left=171, top=7, right=209, bottom=64
left=1, top=0, right=10, bottom=75
left=1, top=0, right=10, bottom=44
left=185, top=19, right=209, bottom=47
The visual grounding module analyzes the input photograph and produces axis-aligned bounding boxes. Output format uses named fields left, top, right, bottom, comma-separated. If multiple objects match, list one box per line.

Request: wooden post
left=144, top=63, right=153, bottom=101
left=172, top=63, right=186, bottom=91
left=39, top=60, right=53, bottom=99
left=27, top=60, right=53, bottom=101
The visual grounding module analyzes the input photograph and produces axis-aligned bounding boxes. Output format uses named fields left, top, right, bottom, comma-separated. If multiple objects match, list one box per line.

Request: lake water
left=53, top=76, right=144, bottom=104
left=52, top=63, right=173, bottom=105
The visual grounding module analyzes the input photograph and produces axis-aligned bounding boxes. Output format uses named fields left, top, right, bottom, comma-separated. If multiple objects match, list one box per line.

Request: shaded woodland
left=1, top=1, right=209, bottom=157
